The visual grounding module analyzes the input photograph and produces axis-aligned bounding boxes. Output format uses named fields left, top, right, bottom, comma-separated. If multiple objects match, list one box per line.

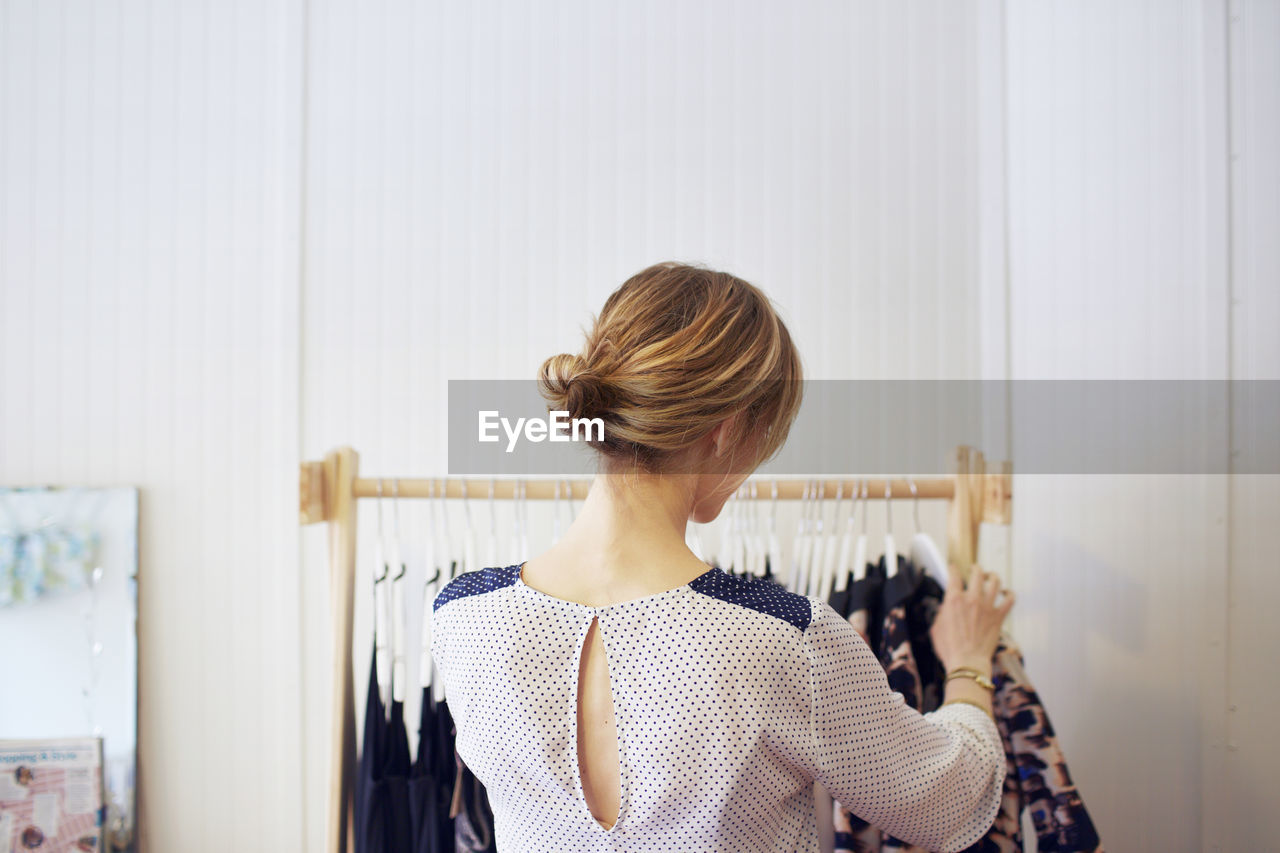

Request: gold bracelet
left=945, top=668, right=995, bottom=691
left=942, top=697, right=995, bottom=721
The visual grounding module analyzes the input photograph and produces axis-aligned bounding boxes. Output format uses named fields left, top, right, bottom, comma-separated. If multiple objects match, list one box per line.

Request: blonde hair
left=538, top=261, right=803, bottom=474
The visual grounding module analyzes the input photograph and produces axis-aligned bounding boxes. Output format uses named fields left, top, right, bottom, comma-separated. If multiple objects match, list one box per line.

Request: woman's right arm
left=798, top=564, right=1014, bottom=853
left=930, top=564, right=1017, bottom=721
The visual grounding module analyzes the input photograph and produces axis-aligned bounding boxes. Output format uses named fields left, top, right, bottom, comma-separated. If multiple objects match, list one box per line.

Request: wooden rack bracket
left=306, top=448, right=360, bottom=853
left=300, top=460, right=327, bottom=525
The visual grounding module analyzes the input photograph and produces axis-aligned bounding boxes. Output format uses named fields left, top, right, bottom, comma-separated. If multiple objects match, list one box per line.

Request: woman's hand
left=929, top=563, right=1015, bottom=674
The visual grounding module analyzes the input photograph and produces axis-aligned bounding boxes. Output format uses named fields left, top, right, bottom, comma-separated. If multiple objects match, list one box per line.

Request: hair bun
left=537, top=353, right=615, bottom=422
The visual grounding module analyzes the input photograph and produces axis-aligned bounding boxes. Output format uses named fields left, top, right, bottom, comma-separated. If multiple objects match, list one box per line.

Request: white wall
left=1002, top=1, right=1277, bottom=850
left=2, top=1, right=1275, bottom=850
left=1224, top=0, right=1280, bottom=849
left=0, top=0, right=306, bottom=849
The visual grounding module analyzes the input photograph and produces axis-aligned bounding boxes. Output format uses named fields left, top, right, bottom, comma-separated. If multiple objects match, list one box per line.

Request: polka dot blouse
left=431, top=564, right=1005, bottom=853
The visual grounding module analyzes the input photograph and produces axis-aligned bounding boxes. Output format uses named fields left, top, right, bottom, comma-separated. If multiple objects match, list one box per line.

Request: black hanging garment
left=451, top=751, right=497, bottom=853
left=831, top=555, right=887, bottom=853
left=380, top=692, right=414, bottom=852
left=825, top=562, right=853, bottom=621
left=409, top=687, right=457, bottom=853
left=356, top=641, right=415, bottom=853
left=356, top=646, right=387, bottom=853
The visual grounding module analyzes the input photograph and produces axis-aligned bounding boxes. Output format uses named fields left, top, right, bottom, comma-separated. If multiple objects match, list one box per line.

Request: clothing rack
left=299, top=444, right=1013, bottom=853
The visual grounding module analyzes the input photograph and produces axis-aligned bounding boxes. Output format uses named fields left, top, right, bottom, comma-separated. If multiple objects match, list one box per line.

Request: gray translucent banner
left=447, top=380, right=1278, bottom=475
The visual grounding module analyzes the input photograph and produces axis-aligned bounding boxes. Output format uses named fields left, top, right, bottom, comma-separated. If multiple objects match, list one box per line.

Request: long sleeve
left=799, top=600, right=1005, bottom=853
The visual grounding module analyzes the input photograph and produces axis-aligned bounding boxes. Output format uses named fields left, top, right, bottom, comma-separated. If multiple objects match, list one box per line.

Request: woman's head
left=538, top=262, right=803, bottom=519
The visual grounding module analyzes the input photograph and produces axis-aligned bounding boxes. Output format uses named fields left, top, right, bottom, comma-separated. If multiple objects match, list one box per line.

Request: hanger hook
left=461, top=480, right=472, bottom=531
left=770, top=480, right=778, bottom=533
left=426, top=478, right=437, bottom=547
left=809, top=479, right=818, bottom=529
left=434, top=477, right=445, bottom=539
left=391, top=479, right=406, bottom=582
left=374, top=478, right=388, bottom=583
left=516, top=479, right=525, bottom=535
left=815, top=480, right=825, bottom=532
left=859, top=478, right=869, bottom=534
left=392, top=477, right=402, bottom=543
left=908, top=477, right=920, bottom=533
left=885, top=478, right=893, bottom=532
left=799, top=480, right=810, bottom=531
left=425, top=483, right=441, bottom=585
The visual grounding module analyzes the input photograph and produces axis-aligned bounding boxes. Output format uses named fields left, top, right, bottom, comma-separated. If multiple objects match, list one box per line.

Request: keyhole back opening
left=576, top=615, right=622, bottom=831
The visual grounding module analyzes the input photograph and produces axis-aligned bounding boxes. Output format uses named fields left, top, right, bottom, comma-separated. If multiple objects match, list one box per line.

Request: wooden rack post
left=300, top=444, right=1011, bottom=853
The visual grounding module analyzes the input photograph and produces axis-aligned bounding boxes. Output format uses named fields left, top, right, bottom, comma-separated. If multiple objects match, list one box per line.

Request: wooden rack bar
left=300, top=444, right=1011, bottom=853
left=343, top=476, right=959, bottom=501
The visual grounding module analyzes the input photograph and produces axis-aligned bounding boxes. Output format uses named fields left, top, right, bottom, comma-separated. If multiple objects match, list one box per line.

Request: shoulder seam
left=686, top=570, right=813, bottom=631
left=432, top=564, right=520, bottom=613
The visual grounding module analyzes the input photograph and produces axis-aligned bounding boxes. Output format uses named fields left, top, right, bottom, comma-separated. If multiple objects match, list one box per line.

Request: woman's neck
left=523, top=471, right=711, bottom=602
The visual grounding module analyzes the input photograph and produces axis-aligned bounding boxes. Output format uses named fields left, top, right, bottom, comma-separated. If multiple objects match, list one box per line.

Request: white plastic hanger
left=789, top=480, right=810, bottom=594
left=806, top=481, right=828, bottom=597
left=552, top=480, right=564, bottom=545
left=852, top=478, right=869, bottom=582
left=733, top=485, right=749, bottom=576
left=766, top=481, right=782, bottom=581
left=818, top=481, right=845, bottom=601
left=460, top=480, right=477, bottom=575
left=389, top=479, right=408, bottom=703
left=372, top=479, right=391, bottom=707
left=883, top=479, right=899, bottom=578
left=484, top=479, right=499, bottom=570
left=747, top=482, right=766, bottom=577
left=431, top=478, right=451, bottom=702
left=834, top=480, right=856, bottom=593
left=717, top=489, right=736, bottom=573
left=804, top=479, right=820, bottom=594
left=517, top=480, right=529, bottom=560
left=508, top=480, right=521, bottom=562
left=734, top=487, right=746, bottom=574
left=439, top=478, right=457, bottom=582
left=421, top=479, right=441, bottom=691
left=908, top=476, right=948, bottom=587
left=687, top=522, right=706, bottom=563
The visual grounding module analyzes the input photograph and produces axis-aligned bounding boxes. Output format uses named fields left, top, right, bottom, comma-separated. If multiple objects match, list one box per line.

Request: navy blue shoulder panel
left=688, top=567, right=812, bottom=631
left=433, top=564, right=521, bottom=612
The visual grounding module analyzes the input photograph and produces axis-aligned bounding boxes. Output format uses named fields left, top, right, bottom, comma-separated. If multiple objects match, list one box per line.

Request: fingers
left=963, top=565, right=991, bottom=598
left=948, top=564, right=1015, bottom=615
left=962, top=565, right=1011, bottom=610
left=944, top=563, right=965, bottom=596
left=982, top=571, right=1002, bottom=604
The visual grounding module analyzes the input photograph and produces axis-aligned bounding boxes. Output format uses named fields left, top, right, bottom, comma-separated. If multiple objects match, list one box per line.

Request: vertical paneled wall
left=0, top=0, right=306, bottom=849
left=1000, top=1, right=1277, bottom=850
left=3, top=1, right=1275, bottom=850
left=1225, top=1, right=1280, bottom=849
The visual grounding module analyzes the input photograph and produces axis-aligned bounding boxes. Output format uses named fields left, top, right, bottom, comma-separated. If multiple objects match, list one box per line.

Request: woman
left=431, top=262, right=1013, bottom=852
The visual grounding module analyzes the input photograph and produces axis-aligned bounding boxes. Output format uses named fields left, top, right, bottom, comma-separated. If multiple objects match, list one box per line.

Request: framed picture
left=0, top=487, right=137, bottom=850
left=0, top=737, right=105, bottom=852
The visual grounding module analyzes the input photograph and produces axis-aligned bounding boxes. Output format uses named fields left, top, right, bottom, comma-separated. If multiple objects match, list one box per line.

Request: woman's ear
left=710, top=412, right=741, bottom=459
